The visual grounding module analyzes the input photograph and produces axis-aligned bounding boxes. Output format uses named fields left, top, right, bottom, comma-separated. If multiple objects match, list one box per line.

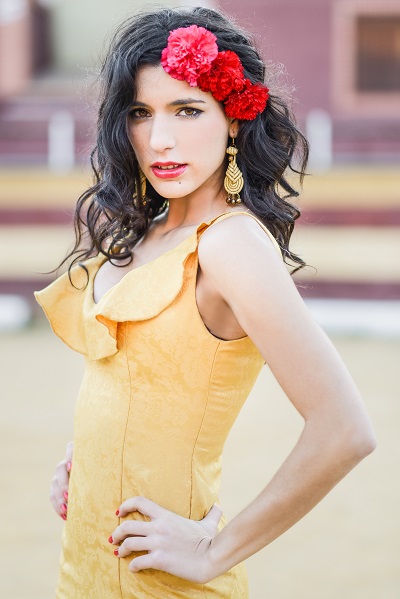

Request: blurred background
left=0, top=0, right=399, bottom=597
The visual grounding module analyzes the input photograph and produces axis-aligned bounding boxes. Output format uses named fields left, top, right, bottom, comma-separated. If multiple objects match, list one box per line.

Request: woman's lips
left=150, top=164, right=187, bottom=179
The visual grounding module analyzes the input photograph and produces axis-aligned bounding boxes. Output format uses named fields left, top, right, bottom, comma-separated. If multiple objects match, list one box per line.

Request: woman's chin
left=150, top=183, right=194, bottom=200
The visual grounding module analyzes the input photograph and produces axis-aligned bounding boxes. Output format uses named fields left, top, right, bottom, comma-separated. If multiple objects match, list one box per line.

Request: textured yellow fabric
left=35, top=211, right=282, bottom=598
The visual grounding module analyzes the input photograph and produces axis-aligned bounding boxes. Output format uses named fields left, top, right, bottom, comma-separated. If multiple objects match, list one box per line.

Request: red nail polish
left=108, top=536, right=113, bottom=544
left=67, top=461, right=72, bottom=473
left=61, top=503, right=67, bottom=512
left=114, top=549, right=119, bottom=556
left=115, top=509, right=120, bottom=516
left=63, top=491, right=68, bottom=501
left=61, top=514, right=67, bottom=520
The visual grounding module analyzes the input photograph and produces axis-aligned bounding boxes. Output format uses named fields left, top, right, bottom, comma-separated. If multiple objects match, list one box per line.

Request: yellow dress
left=35, top=211, right=282, bottom=598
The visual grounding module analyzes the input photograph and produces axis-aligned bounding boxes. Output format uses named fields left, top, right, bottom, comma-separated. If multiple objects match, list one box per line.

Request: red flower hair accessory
left=224, top=79, right=269, bottom=120
left=197, top=50, right=244, bottom=101
left=161, top=25, right=269, bottom=120
left=161, top=25, right=218, bottom=86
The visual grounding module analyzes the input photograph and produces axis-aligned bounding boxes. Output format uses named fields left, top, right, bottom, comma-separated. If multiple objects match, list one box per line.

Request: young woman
left=35, top=6, right=376, bottom=598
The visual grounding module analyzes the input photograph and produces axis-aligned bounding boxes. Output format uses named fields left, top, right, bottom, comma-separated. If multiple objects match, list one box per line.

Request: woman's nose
left=149, top=116, right=176, bottom=153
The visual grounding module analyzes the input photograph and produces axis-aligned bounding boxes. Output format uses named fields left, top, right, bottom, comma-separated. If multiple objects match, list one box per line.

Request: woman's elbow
left=344, top=418, right=377, bottom=462
left=358, top=426, right=377, bottom=457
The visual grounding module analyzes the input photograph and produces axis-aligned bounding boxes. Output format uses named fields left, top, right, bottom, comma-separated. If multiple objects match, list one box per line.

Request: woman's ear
left=229, top=119, right=239, bottom=138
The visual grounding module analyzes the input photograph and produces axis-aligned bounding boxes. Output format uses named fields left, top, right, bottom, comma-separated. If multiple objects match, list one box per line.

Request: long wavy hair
left=59, top=6, right=309, bottom=279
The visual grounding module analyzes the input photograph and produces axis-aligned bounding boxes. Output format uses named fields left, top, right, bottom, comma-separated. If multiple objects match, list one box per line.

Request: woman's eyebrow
left=169, top=98, right=206, bottom=106
left=131, top=98, right=206, bottom=107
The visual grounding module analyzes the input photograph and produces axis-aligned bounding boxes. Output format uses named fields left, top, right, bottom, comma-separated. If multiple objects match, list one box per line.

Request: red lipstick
left=151, top=162, right=187, bottom=179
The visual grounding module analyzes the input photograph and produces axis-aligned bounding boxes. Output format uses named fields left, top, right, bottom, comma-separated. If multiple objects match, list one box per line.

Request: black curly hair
left=58, top=5, right=309, bottom=278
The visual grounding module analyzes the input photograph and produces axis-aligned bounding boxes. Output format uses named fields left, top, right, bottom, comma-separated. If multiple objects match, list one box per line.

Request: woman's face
left=128, top=64, right=236, bottom=200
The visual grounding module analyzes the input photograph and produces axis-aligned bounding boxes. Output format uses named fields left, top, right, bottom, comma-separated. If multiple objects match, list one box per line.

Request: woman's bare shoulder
left=198, top=209, right=281, bottom=264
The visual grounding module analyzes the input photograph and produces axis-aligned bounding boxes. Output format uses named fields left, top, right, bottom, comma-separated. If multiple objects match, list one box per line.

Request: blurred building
left=0, top=0, right=183, bottom=166
left=219, top=0, right=400, bottom=165
left=1, top=0, right=399, bottom=166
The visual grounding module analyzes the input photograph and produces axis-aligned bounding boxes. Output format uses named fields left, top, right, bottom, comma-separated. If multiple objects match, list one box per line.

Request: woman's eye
left=177, top=107, right=202, bottom=118
left=129, top=107, right=202, bottom=119
left=130, top=108, right=150, bottom=119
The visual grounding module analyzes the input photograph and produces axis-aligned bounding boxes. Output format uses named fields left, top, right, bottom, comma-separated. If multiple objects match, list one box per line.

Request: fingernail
left=61, top=514, right=67, bottom=521
left=61, top=503, right=67, bottom=513
left=63, top=491, right=68, bottom=501
left=108, top=535, right=113, bottom=544
left=115, top=509, right=120, bottom=516
left=114, top=549, right=119, bottom=556
left=67, top=461, right=72, bottom=473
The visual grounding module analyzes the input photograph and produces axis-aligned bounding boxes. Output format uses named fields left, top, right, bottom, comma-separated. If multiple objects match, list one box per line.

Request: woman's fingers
left=111, top=519, right=150, bottom=543
left=55, top=459, right=69, bottom=492
left=116, top=535, right=151, bottom=557
left=50, top=475, right=67, bottom=518
left=128, top=553, right=154, bottom=573
left=49, top=442, right=73, bottom=519
left=109, top=498, right=220, bottom=582
left=117, top=496, right=165, bottom=519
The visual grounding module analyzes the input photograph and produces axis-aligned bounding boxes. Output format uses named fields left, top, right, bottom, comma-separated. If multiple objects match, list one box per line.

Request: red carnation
left=161, top=25, right=218, bottom=87
left=224, top=79, right=269, bottom=120
left=197, top=50, right=244, bottom=101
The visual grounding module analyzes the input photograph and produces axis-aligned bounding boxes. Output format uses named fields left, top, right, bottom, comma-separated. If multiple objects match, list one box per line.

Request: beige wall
left=48, top=0, right=211, bottom=72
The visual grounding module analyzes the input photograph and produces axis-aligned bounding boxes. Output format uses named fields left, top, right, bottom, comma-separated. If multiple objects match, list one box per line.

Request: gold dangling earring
left=224, top=137, right=243, bottom=205
left=133, top=167, right=148, bottom=209
left=139, top=167, right=147, bottom=206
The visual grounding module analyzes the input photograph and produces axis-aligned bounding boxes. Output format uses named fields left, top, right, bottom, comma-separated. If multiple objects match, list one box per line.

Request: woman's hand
left=109, top=497, right=223, bottom=584
left=50, top=441, right=73, bottom=520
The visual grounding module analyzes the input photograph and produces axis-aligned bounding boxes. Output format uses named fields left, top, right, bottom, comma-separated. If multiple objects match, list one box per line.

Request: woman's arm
left=198, top=215, right=376, bottom=578
left=111, top=215, right=376, bottom=582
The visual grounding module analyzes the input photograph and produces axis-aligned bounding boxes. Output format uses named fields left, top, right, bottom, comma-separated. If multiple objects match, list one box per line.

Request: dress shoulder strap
left=203, top=210, right=282, bottom=257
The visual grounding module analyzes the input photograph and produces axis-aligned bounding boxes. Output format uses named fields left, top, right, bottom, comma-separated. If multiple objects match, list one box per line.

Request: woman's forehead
left=135, top=64, right=212, bottom=106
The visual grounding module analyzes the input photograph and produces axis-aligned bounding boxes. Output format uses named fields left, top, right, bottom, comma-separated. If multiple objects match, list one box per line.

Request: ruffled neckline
left=80, top=219, right=210, bottom=360
left=91, top=225, right=202, bottom=307
left=35, top=210, right=281, bottom=361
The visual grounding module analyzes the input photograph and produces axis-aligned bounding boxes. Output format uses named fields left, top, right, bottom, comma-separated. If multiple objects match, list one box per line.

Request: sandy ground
left=0, top=324, right=399, bottom=599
